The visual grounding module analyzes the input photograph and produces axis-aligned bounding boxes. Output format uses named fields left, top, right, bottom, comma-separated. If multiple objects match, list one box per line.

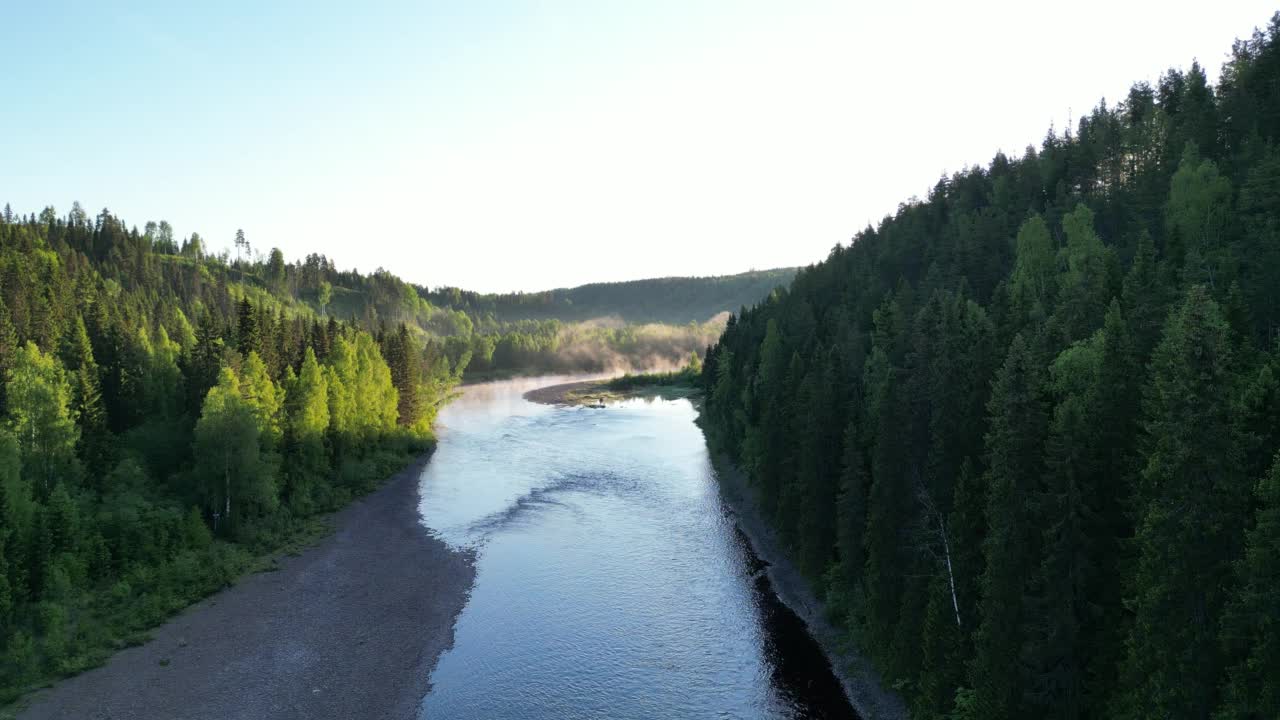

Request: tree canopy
left=702, top=14, right=1280, bottom=719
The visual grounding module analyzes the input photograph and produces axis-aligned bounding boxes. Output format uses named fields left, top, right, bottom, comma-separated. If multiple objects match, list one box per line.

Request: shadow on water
left=732, top=525, right=861, bottom=720
left=418, top=378, right=862, bottom=720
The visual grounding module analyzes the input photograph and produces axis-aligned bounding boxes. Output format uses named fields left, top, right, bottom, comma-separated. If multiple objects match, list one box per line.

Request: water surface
left=418, top=377, right=857, bottom=719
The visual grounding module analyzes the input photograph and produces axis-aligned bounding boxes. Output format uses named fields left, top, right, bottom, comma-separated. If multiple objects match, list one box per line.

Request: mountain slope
left=702, top=14, right=1280, bottom=720
left=422, top=268, right=797, bottom=325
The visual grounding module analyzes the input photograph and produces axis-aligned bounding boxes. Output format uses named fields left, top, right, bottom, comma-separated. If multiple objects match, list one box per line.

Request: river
left=417, top=377, right=858, bottom=720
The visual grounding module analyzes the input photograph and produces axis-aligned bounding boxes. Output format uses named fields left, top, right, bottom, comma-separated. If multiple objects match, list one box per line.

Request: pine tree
left=747, top=319, right=789, bottom=518
left=186, top=309, right=225, bottom=414
left=266, top=248, right=287, bottom=296
left=1123, top=286, right=1247, bottom=719
left=385, top=324, right=420, bottom=427
left=60, top=316, right=110, bottom=476
left=861, top=346, right=912, bottom=665
left=0, top=295, right=19, bottom=417
left=967, top=334, right=1048, bottom=719
left=1215, top=455, right=1280, bottom=720
left=795, top=349, right=842, bottom=581
left=1232, top=144, right=1280, bottom=335
left=236, top=296, right=259, bottom=359
left=831, top=418, right=868, bottom=622
left=0, top=535, right=11, bottom=631
left=1026, top=363, right=1098, bottom=719
left=1126, top=233, right=1166, bottom=356
left=1084, top=301, right=1138, bottom=706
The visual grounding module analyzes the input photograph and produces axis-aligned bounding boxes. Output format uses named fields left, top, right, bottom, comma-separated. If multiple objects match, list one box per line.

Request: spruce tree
left=967, top=334, right=1048, bottom=719
left=1122, top=232, right=1164, bottom=361
left=832, top=418, right=868, bottom=622
left=1215, top=455, right=1280, bottom=720
left=236, top=296, right=259, bottom=359
left=1123, top=286, right=1247, bottom=719
left=386, top=324, right=420, bottom=427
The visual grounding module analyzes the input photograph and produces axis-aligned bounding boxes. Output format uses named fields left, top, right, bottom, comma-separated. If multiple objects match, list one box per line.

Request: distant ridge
left=423, top=268, right=797, bottom=325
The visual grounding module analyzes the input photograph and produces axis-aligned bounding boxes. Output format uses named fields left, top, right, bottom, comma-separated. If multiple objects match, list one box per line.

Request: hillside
left=702, top=14, right=1280, bottom=720
left=0, top=209, right=472, bottom=705
left=421, top=268, right=796, bottom=325
left=0, top=206, right=782, bottom=704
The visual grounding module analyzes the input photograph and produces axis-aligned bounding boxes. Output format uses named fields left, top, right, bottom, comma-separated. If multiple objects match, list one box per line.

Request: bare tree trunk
left=224, top=447, right=232, bottom=528
left=915, top=475, right=962, bottom=629
left=939, top=517, right=962, bottom=629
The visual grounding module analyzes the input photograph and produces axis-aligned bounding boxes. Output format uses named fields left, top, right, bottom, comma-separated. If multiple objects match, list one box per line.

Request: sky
left=2, top=1, right=1275, bottom=293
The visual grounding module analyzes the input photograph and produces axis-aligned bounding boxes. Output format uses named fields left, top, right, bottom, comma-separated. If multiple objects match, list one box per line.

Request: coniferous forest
left=702, top=15, right=1280, bottom=720
left=0, top=200, right=776, bottom=703
left=0, top=210, right=470, bottom=702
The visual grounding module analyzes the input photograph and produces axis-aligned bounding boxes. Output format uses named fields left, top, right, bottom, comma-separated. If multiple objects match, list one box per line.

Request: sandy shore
left=523, top=378, right=698, bottom=407
left=521, top=379, right=603, bottom=405
left=711, top=454, right=907, bottom=720
left=17, top=456, right=475, bottom=720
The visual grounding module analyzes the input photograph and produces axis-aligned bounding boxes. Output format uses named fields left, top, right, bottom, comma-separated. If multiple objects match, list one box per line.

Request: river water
left=417, top=377, right=858, bottom=720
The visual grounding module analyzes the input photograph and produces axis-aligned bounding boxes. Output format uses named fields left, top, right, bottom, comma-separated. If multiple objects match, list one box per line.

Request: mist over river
left=417, top=377, right=858, bottom=720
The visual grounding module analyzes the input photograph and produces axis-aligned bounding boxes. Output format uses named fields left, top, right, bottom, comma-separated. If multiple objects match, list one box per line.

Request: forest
left=0, top=209, right=482, bottom=703
left=0, top=193, right=787, bottom=703
left=702, top=14, right=1280, bottom=720
left=246, top=249, right=764, bottom=378
left=423, top=268, right=795, bottom=325
left=461, top=316, right=725, bottom=379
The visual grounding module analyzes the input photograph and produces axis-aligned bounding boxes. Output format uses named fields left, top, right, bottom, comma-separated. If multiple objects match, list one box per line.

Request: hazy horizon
left=4, top=1, right=1274, bottom=293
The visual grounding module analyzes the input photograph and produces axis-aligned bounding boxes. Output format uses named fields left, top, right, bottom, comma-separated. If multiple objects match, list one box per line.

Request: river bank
left=522, top=376, right=698, bottom=406
left=710, top=455, right=907, bottom=720
left=522, top=377, right=902, bottom=718
left=423, top=376, right=858, bottom=718
left=15, top=456, right=476, bottom=720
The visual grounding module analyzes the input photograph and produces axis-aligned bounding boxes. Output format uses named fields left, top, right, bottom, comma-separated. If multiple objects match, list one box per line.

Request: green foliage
left=1215, top=455, right=1280, bottom=719
left=1166, top=147, right=1233, bottom=287
left=465, top=316, right=726, bottom=379
left=239, top=352, right=282, bottom=445
left=193, top=368, right=274, bottom=537
left=603, top=365, right=701, bottom=391
left=424, top=268, right=796, bottom=325
left=5, top=342, right=79, bottom=494
left=968, top=335, right=1048, bottom=718
left=701, top=16, right=1280, bottom=720
left=0, top=208, right=461, bottom=705
left=1122, top=286, right=1246, bottom=719
left=1009, top=215, right=1056, bottom=323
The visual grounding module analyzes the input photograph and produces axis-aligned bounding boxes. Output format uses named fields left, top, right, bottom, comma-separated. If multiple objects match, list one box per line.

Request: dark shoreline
left=526, top=376, right=903, bottom=718
left=16, top=455, right=476, bottom=720
left=522, top=378, right=698, bottom=406
left=710, top=454, right=907, bottom=720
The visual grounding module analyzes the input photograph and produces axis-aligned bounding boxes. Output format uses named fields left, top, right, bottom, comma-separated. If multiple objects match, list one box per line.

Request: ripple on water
left=417, top=381, right=859, bottom=720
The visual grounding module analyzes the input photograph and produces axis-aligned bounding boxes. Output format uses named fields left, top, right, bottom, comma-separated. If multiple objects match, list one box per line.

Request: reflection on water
left=418, top=377, right=858, bottom=720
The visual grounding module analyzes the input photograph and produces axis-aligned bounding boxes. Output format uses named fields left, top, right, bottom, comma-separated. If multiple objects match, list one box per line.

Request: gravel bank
left=18, top=455, right=475, bottom=720
left=521, top=379, right=601, bottom=405
left=711, top=454, right=908, bottom=720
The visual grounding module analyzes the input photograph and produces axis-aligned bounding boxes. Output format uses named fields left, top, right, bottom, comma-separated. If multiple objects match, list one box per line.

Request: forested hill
left=422, top=268, right=797, bottom=325
left=702, top=14, right=1280, bottom=720
left=0, top=206, right=477, bottom=703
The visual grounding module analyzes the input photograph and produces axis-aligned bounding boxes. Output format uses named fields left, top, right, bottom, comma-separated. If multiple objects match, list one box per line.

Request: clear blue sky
left=3, top=1, right=1275, bottom=292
